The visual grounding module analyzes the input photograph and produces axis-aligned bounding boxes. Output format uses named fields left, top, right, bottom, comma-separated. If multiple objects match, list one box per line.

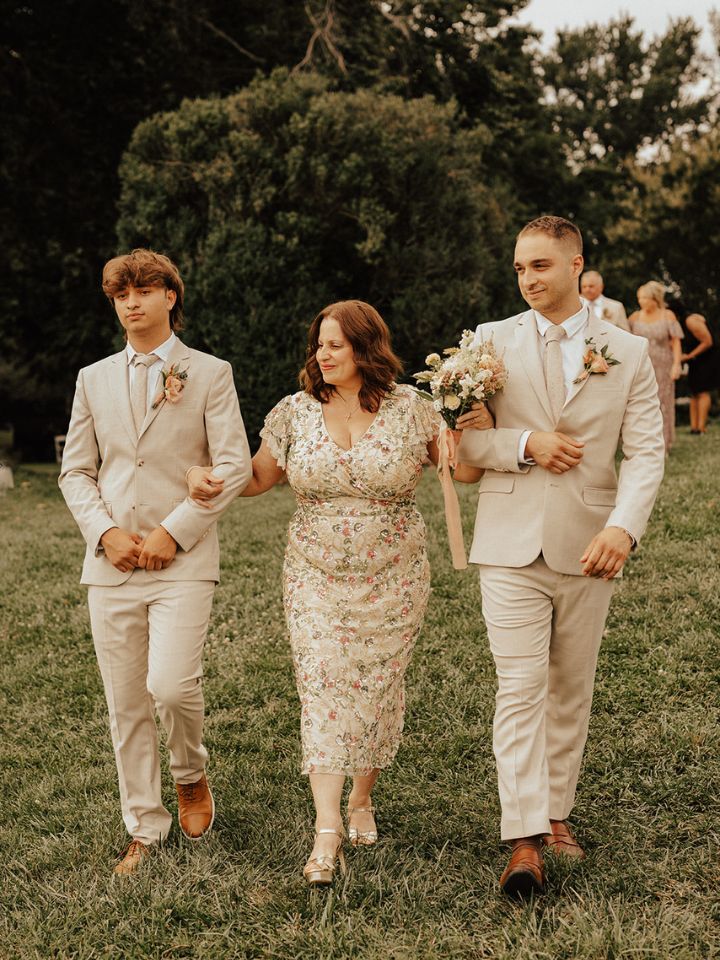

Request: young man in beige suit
left=581, top=270, right=631, bottom=331
left=59, top=250, right=251, bottom=875
left=457, top=217, right=664, bottom=898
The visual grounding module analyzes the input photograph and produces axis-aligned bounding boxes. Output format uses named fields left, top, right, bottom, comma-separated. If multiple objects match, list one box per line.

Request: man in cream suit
left=59, top=249, right=251, bottom=875
left=581, top=270, right=630, bottom=331
left=457, top=217, right=664, bottom=898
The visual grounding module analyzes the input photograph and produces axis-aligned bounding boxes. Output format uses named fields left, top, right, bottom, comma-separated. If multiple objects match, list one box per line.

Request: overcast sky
left=516, top=0, right=718, bottom=53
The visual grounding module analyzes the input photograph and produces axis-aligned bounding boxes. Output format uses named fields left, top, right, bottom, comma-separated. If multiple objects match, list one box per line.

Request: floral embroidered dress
left=630, top=310, right=684, bottom=451
left=260, top=384, right=440, bottom=775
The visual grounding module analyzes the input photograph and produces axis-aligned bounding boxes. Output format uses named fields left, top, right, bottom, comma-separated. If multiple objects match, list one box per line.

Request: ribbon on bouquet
left=437, top=421, right=467, bottom=570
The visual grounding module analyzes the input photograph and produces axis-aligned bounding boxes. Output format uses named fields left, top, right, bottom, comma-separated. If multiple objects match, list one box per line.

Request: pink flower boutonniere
left=152, top=364, right=189, bottom=408
left=574, top=338, right=621, bottom=384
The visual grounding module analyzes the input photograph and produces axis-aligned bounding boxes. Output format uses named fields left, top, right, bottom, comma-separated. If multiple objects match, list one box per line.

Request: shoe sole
left=501, top=868, right=545, bottom=899
left=180, top=787, right=215, bottom=841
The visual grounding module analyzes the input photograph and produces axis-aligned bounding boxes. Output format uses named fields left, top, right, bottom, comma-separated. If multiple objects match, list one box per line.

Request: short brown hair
left=102, top=248, right=185, bottom=331
left=517, top=216, right=583, bottom=255
left=300, top=300, right=403, bottom=412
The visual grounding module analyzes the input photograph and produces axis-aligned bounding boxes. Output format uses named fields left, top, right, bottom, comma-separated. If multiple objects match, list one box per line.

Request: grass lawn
left=2, top=425, right=719, bottom=959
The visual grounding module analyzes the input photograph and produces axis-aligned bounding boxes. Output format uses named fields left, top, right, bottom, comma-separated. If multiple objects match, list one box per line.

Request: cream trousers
left=88, top=570, right=215, bottom=845
left=480, top=555, right=614, bottom=841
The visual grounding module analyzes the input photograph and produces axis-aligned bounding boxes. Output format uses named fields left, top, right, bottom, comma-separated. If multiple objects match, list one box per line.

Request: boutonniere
left=602, top=307, right=613, bottom=321
left=573, top=338, right=621, bottom=384
left=152, top=364, right=189, bottom=408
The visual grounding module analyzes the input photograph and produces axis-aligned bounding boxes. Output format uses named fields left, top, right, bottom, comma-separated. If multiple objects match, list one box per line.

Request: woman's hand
left=454, top=402, right=494, bottom=432
left=671, top=363, right=682, bottom=381
left=187, top=465, right=224, bottom=508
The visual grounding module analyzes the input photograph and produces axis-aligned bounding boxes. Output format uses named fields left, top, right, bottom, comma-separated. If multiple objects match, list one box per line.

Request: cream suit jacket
left=593, top=297, right=630, bottom=332
left=59, top=338, right=252, bottom=586
left=458, top=310, right=665, bottom=575
left=603, top=296, right=630, bottom=333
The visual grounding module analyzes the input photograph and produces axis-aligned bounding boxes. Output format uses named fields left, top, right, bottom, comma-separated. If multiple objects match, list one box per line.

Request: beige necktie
left=543, top=325, right=567, bottom=421
left=130, top=353, right=158, bottom=435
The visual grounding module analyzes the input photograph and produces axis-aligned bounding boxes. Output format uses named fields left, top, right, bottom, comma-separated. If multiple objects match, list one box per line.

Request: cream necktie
left=543, top=325, right=567, bottom=421
left=130, top=353, right=158, bottom=435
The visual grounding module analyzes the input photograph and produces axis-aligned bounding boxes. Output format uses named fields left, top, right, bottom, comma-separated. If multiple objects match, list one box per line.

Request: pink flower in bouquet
left=152, top=363, right=189, bottom=408
left=164, top=375, right=184, bottom=402
left=588, top=353, right=610, bottom=374
left=574, top=338, right=620, bottom=383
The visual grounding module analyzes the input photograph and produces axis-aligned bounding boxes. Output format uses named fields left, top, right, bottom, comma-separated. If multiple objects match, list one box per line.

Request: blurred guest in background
left=580, top=270, right=630, bottom=331
left=629, top=282, right=683, bottom=452
left=672, top=300, right=717, bottom=435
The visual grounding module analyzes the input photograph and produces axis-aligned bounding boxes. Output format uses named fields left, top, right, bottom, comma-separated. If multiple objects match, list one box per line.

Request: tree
left=115, top=70, right=515, bottom=441
left=0, top=0, right=322, bottom=455
left=539, top=15, right=714, bottom=271
left=605, top=130, right=720, bottom=315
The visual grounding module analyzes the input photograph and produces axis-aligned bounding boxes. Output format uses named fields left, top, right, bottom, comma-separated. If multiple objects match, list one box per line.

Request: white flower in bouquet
left=413, top=330, right=508, bottom=429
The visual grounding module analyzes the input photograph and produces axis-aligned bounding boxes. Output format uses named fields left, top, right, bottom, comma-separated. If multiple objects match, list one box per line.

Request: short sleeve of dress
left=406, top=387, right=441, bottom=456
left=259, top=395, right=294, bottom=469
left=668, top=315, right=684, bottom=340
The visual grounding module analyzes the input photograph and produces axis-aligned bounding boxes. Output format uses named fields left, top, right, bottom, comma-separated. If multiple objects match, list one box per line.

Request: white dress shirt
left=519, top=301, right=590, bottom=462
left=126, top=332, right=177, bottom=407
left=587, top=295, right=606, bottom=322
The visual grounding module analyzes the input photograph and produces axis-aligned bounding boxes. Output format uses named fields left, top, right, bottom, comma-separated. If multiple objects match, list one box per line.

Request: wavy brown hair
left=102, top=248, right=185, bottom=331
left=300, top=300, right=403, bottom=412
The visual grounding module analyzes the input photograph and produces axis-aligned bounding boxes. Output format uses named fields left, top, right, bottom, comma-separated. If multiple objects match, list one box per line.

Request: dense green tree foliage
left=540, top=15, right=714, bottom=282
left=1, top=0, right=716, bottom=455
left=116, top=70, right=514, bottom=439
left=607, top=130, right=720, bottom=316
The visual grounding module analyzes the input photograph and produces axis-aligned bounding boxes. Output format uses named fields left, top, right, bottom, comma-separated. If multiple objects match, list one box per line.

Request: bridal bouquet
left=413, top=329, right=507, bottom=571
left=413, top=329, right=507, bottom=429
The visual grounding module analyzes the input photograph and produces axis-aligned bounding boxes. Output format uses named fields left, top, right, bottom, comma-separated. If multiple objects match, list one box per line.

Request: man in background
left=581, top=270, right=630, bottom=331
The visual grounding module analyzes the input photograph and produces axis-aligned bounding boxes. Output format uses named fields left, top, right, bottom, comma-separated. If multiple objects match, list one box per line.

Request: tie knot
left=132, top=353, right=157, bottom=368
left=545, top=325, right=566, bottom=343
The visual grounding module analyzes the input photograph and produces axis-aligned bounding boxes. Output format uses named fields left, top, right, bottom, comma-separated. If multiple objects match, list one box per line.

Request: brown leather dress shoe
left=542, top=819, right=586, bottom=859
left=113, top=839, right=151, bottom=876
left=500, top=837, right=545, bottom=898
left=177, top=774, right=215, bottom=840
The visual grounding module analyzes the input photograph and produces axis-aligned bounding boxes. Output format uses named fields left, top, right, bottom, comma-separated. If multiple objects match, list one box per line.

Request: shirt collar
left=533, top=301, right=589, bottom=340
left=126, top=331, right=176, bottom=365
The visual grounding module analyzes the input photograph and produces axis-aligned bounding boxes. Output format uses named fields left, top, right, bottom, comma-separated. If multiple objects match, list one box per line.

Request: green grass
left=1, top=424, right=719, bottom=959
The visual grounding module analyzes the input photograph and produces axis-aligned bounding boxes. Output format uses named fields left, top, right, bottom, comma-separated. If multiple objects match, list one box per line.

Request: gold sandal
left=303, top=828, right=346, bottom=886
left=347, top=805, right=378, bottom=847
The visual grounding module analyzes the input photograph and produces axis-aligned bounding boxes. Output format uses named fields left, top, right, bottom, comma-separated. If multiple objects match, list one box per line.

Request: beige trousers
left=479, top=555, right=614, bottom=841
left=88, top=570, right=215, bottom=845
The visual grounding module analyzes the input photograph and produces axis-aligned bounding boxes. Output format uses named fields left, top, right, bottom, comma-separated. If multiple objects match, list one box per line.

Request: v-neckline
left=319, top=395, right=385, bottom=452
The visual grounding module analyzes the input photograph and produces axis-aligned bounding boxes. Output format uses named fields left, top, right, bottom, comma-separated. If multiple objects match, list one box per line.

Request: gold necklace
left=335, top=389, right=361, bottom=421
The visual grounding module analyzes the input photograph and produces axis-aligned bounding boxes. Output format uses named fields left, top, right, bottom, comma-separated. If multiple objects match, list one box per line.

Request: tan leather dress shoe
left=542, top=819, right=586, bottom=859
left=113, top=839, right=151, bottom=876
left=177, top=774, right=215, bottom=840
left=500, top=838, right=545, bottom=898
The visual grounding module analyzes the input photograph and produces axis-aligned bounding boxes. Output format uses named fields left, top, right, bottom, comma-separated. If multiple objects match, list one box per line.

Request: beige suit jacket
left=591, top=296, right=630, bottom=332
left=458, top=310, right=665, bottom=576
left=59, top=338, right=252, bottom=586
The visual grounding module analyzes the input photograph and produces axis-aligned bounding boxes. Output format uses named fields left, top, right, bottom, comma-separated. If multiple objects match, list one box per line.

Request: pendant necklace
left=336, top=390, right=361, bottom=421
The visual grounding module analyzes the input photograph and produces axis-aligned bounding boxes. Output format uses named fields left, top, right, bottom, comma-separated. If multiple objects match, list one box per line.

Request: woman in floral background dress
left=189, top=300, right=487, bottom=885
left=629, top=281, right=684, bottom=453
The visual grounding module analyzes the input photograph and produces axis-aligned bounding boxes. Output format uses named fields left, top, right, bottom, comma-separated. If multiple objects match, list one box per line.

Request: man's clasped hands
left=100, top=526, right=177, bottom=573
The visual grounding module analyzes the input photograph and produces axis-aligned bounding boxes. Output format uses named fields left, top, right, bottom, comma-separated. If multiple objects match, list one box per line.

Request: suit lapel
left=138, top=338, right=191, bottom=440
left=565, top=315, right=613, bottom=406
left=514, top=312, right=554, bottom=421
left=108, top=350, right=138, bottom=445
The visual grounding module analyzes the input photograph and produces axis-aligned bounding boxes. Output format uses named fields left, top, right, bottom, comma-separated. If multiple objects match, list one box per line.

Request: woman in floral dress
left=629, top=281, right=684, bottom=452
left=188, top=300, right=487, bottom=885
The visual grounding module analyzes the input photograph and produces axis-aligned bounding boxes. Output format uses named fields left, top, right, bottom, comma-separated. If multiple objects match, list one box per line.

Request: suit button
left=137, top=459, right=144, bottom=466
left=131, top=506, right=136, bottom=510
